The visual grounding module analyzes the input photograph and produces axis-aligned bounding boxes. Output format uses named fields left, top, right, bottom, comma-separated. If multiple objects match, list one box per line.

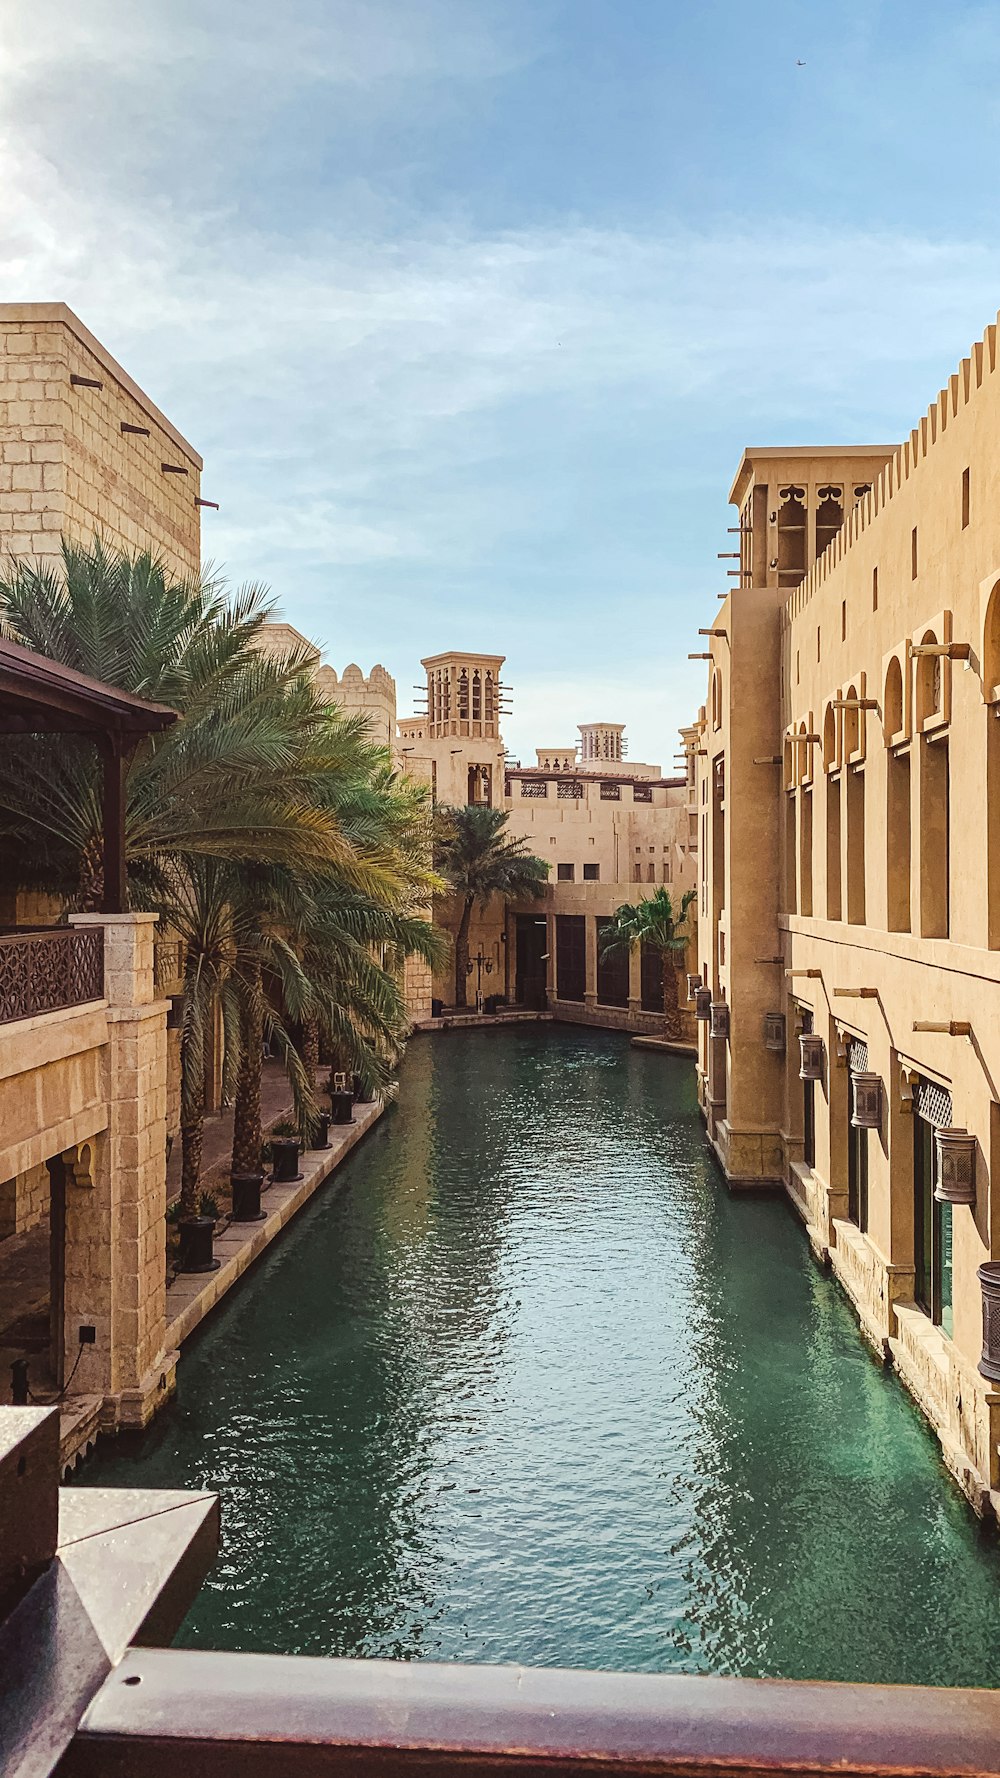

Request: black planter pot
left=331, top=1090, right=355, bottom=1126
left=270, top=1136, right=303, bottom=1183
left=230, top=1172, right=266, bottom=1223
left=352, top=1072, right=373, bottom=1104
left=178, top=1216, right=220, bottom=1274
left=310, top=1112, right=332, bottom=1150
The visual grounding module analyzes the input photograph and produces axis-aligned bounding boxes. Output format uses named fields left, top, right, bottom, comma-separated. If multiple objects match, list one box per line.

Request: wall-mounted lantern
left=764, top=1012, right=786, bottom=1051
left=710, top=1001, right=730, bottom=1040
left=686, top=973, right=703, bottom=1000
left=695, top=987, right=712, bottom=1021
left=977, top=1262, right=1000, bottom=1381
left=851, top=1072, right=883, bottom=1129
left=935, top=1127, right=977, bottom=1206
left=799, top=1033, right=825, bottom=1081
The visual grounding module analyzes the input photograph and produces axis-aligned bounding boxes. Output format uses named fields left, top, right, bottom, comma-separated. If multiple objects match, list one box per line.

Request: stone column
left=66, top=914, right=175, bottom=1428
left=627, top=941, right=642, bottom=1020
left=584, top=916, right=597, bottom=1008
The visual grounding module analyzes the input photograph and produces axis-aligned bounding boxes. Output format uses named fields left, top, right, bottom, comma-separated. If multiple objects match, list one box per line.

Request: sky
left=3, top=1, right=1000, bottom=767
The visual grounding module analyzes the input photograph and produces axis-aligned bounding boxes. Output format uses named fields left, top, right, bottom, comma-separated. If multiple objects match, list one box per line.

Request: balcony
left=0, top=926, right=104, bottom=1026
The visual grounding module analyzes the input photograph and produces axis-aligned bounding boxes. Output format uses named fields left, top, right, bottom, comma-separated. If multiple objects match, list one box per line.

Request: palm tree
left=0, top=540, right=423, bottom=1218
left=599, top=887, right=696, bottom=1040
left=435, top=805, right=549, bottom=1008
left=0, top=539, right=359, bottom=906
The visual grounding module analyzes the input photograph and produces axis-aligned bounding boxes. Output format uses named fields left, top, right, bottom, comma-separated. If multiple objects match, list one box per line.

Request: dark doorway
left=515, top=915, right=548, bottom=1009
left=596, top=918, right=628, bottom=1007
left=555, top=915, right=586, bottom=1003
left=47, top=1156, right=66, bottom=1389
left=640, top=942, right=662, bottom=1013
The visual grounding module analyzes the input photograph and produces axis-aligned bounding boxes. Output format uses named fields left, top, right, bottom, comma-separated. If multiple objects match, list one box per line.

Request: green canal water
left=79, top=1028, right=1000, bottom=1682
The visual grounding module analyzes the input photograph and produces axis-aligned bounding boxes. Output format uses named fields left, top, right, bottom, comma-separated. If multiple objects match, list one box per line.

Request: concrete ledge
left=630, top=1036, right=697, bottom=1057
left=165, top=1100, right=384, bottom=1351
left=412, top=1011, right=554, bottom=1033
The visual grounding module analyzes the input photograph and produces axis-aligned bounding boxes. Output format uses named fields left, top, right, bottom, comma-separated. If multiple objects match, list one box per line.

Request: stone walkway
left=165, top=1096, right=384, bottom=1350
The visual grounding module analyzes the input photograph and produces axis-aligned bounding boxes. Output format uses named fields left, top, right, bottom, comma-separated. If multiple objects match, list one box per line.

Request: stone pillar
left=585, top=916, right=597, bottom=1008
left=627, top=941, right=642, bottom=1018
left=66, top=914, right=175, bottom=1428
left=546, top=914, right=556, bottom=1004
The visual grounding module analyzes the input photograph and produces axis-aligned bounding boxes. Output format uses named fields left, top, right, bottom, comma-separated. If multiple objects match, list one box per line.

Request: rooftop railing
left=0, top=925, right=104, bottom=1026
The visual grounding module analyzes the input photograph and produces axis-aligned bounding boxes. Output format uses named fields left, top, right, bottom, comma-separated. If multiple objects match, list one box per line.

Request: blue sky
left=3, top=1, right=1000, bottom=765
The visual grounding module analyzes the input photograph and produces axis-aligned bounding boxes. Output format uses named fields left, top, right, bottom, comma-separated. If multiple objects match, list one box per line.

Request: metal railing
left=0, top=926, right=104, bottom=1025
left=63, top=1649, right=1000, bottom=1777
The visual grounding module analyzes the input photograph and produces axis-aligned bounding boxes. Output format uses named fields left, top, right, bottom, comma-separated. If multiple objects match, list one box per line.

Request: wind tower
left=405, top=651, right=510, bottom=807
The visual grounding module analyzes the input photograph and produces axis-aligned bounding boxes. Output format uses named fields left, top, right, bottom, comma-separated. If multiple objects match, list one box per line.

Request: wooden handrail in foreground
left=64, top=1647, right=1000, bottom=1778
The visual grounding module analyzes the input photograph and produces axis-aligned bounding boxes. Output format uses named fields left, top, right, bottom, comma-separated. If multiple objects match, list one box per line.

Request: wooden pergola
left=0, top=637, right=177, bottom=913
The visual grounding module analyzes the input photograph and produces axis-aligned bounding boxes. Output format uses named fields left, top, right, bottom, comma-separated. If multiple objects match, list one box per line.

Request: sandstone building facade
left=0, top=308, right=201, bottom=1442
left=691, top=315, right=1000, bottom=1513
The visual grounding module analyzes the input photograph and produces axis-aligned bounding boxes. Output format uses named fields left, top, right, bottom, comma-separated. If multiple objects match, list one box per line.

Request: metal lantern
left=695, top=986, right=712, bottom=1021
left=978, top=1262, right=1000, bottom=1381
left=935, top=1127, right=977, bottom=1206
left=764, top=1012, right=786, bottom=1051
left=798, top=1033, right=825, bottom=1081
left=851, top=1072, right=883, bottom=1130
left=686, top=972, right=703, bottom=1001
left=710, top=1001, right=730, bottom=1040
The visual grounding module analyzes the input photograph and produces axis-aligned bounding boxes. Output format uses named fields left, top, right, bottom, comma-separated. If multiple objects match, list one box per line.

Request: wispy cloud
left=2, top=2, right=999, bottom=762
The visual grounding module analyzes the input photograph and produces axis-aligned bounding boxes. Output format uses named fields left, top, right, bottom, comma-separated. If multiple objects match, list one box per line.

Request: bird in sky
left=796, top=58, right=806, bottom=65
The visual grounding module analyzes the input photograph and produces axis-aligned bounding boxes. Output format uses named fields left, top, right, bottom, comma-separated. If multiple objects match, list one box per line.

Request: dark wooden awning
left=0, top=637, right=179, bottom=913
left=0, top=636, right=177, bottom=736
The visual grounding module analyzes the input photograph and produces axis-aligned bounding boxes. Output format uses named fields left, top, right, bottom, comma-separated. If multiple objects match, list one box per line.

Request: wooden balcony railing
left=0, top=926, right=104, bottom=1026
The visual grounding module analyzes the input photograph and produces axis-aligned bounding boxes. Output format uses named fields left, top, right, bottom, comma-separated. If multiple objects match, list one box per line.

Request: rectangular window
left=962, top=466, right=970, bottom=529
left=557, top=862, right=574, bottom=882
left=841, top=601, right=847, bottom=642
left=872, top=565, right=878, bottom=611
left=848, top=1115, right=869, bottom=1232
left=633, top=783, right=652, bottom=803
left=914, top=1111, right=954, bottom=1338
left=640, top=941, right=662, bottom=1012
left=911, top=527, right=918, bottom=579
left=583, top=863, right=599, bottom=881
left=801, top=1008, right=815, bottom=1168
left=599, top=782, right=621, bottom=801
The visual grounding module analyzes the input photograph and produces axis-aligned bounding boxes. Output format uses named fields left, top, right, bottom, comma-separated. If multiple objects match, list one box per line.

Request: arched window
left=458, top=669, right=469, bottom=720
left=843, top=684, right=861, bottom=759
left=815, top=485, right=844, bottom=559
left=777, top=486, right=807, bottom=585
left=485, top=672, right=495, bottom=723
left=916, top=631, right=940, bottom=728
left=884, top=656, right=903, bottom=742
left=823, top=702, right=838, bottom=772
left=984, top=581, right=1000, bottom=701
left=472, top=671, right=482, bottom=722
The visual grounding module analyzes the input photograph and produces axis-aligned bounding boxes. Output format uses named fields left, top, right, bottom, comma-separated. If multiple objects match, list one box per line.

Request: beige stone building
left=0, top=304, right=202, bottom=578
left=691, top=311, right=1000, bottom=1513
left=393, top=649, right=696, bottom=1025
left=0, top=309, right=202, bottom=1440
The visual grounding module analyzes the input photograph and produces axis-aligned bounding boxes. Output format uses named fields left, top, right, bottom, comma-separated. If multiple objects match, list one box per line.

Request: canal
left=79, top=1028, right=1000, bottom=1683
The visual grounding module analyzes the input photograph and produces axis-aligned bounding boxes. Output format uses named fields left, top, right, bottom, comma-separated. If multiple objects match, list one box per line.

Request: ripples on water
left=78, top=1029, right=1000, bottom=1682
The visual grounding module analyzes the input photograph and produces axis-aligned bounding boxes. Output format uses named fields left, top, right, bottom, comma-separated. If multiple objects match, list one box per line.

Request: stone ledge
left=165, top=1101, right=385, bottom=1352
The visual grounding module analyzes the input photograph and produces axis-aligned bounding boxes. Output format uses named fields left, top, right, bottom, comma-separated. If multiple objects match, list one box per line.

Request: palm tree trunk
left=231, top=956, right=264, bottom=1175
left=302, top=1015, right=320, bottom=1076
left=661, top=948, right=681, bottom=1041
left=180, top=1103, right=203, bottom=1221
left=455, top=894, right=474, bottom=1007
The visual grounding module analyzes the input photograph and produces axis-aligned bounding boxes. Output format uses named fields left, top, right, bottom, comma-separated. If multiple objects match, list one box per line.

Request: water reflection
left=78, top=1029, right=1000, bottom=1681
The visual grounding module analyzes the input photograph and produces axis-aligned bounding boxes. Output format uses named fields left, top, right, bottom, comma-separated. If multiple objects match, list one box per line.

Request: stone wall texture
left=0, top=304, right=201, bottom=578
